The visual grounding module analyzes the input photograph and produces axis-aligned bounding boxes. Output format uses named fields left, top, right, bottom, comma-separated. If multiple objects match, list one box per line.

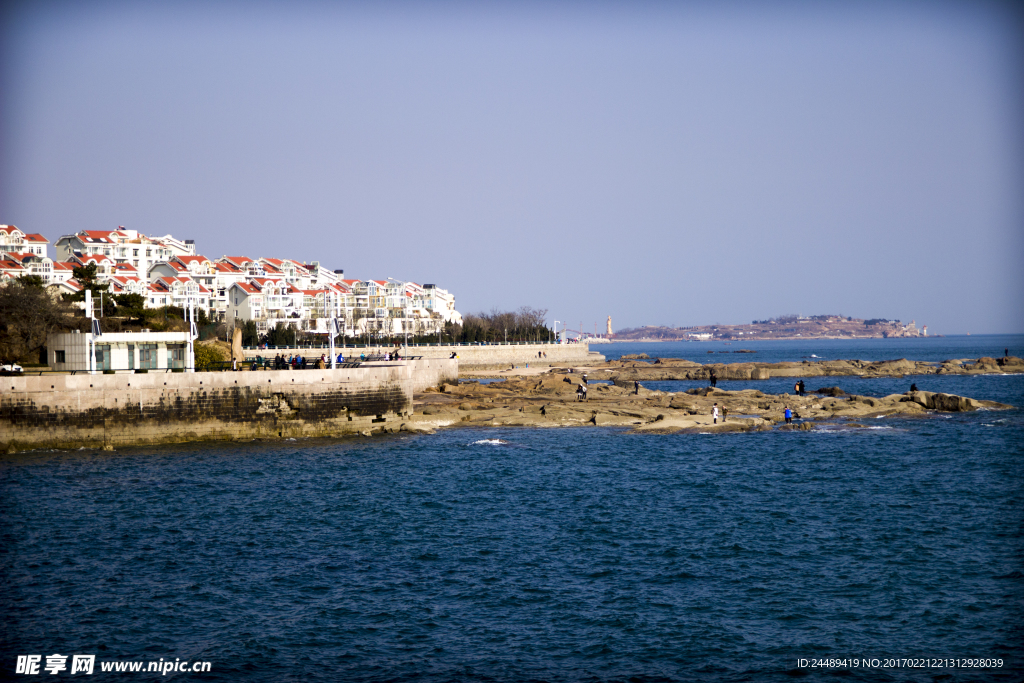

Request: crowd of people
left=249, top=349, right=404, bottom=370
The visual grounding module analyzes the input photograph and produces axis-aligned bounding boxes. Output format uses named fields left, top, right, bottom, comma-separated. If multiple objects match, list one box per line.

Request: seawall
left=1, top=359, right=456, bottom=453
left=246, top=343, right=604, bottom=370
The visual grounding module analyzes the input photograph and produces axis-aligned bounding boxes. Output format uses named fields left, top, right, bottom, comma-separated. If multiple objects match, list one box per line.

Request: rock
left=621, top=353, right=650, bottom=360
left=815, top=386, right=846, bottom=396
left=905, top=390, right=977, bottom=412
left=929, top=393, right=977, bottom=412
left=593, top=412, right=636, bottom=427
left=399, top=423, right=436, bottom=434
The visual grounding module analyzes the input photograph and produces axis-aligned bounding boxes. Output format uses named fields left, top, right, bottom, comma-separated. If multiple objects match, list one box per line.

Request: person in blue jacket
left=784, top=406, right=793, bottom=424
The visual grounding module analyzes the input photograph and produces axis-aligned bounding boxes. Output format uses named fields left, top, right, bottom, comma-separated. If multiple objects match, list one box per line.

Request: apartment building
left=54, top=228, right=194, bottom=275
left=0, top=225, right=49, bottom=258
left=2, top=223, right=461, bottom=339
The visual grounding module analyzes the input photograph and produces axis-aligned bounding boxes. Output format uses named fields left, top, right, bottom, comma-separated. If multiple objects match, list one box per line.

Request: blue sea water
left=2, top=337, right=1023, bottom=682
left=601, top=333, right=1022, bottom=365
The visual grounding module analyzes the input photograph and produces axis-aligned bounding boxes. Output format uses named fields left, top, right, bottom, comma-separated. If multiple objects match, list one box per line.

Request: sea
left=2, top=335, right=1022, bottom=682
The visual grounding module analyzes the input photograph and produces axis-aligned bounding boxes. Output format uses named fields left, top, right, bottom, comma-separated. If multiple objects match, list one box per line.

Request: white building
left=54, top=228, right=193, bottom=275
left=47, top=331, right=190, bottom=373
left=0, top=225, right=49, bottom=258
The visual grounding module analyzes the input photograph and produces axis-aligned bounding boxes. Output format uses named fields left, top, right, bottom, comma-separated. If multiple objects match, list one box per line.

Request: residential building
left=0, top=225, right=49, bottom=258
left=54, top=228, right=193, bottom=275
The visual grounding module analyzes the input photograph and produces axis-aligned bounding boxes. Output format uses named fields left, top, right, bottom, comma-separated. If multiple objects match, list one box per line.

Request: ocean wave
left=471, top=439, right=509, bottom=445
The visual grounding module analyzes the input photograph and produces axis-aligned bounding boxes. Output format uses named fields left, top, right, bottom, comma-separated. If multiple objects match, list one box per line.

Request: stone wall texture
left=1, top=359, right=456, bottom=453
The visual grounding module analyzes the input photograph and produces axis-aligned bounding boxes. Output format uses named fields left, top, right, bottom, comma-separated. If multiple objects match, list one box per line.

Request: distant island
left=613, top=315, right=931, bottom=341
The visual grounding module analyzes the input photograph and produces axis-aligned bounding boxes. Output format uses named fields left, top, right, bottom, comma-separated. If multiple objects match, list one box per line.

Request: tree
left=0, top=279, right=76, bottom=362
left=453, top=307, right=550, bottom=343
left=66, top=263, right=109, bottom=303
left=241, top=320, right=259, bottom=346
left=264, top=321, right=296, bottom=347
left=113, top=293, right=147, bottom=324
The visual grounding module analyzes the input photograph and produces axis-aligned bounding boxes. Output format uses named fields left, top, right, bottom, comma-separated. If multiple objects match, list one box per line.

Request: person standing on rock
left=784, top=406, right=792, bottom=424
left=722, top=406, right=728, bottom=422
left=712, top=403, right=719, bottom=424
left=634, top=380, right=640, bottom=395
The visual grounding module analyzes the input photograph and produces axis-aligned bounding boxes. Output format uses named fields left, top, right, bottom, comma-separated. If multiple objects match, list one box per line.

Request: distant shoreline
left=602, top=335, right=951, bottom=343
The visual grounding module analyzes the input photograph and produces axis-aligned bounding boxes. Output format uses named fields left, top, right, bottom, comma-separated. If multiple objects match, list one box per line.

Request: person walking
left=712, top=403, right=719, bottom=424
left=784, top=406, right=792, bottom=424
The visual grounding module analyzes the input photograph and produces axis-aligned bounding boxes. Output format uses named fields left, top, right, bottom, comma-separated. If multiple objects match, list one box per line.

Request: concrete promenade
left=1, top=358, right=456, bottom=453
left=244, top=342, right=604, bottom=370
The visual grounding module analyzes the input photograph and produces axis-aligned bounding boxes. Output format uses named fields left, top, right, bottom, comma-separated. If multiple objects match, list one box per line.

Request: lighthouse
left=606, top=316, right=613, bottom=336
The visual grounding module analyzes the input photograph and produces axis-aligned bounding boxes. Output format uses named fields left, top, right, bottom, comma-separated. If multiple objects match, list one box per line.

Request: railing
left=237, top=354, right=424, bottom=371
left=3, top=367, right=183, bottom=375
left=243, top=340, right=575, bottom=350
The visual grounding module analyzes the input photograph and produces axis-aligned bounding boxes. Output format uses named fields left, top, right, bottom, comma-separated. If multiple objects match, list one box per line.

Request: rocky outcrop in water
left=581, top=356, right=1024, bottom=383
left=408, top=368, right=1012, bottom=435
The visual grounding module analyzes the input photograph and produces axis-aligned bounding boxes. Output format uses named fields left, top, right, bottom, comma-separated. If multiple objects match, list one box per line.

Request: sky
left=2, top=0, right=1022, bottom=335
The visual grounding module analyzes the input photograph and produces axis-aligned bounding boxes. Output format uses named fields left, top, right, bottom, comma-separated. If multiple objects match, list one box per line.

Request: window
left=95, top=344, right=111, bottom=370
left=168, top=344, right=185, bottom=369
left=127, top=344, right=135, bottom=370
left=54, top=350, right=66, bottom=364
left=133, top=249, right=138, bottom=256
left=146, top=249, right=151, bottom=257
left=140, top=343, right=158, bottom=369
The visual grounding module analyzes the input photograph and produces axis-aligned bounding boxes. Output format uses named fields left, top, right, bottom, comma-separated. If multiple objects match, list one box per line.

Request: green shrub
left=103, top=369, right=115, bottom=375
left=194, top=343, right=227, bottom=371
left=135, top=369, right=148, bottom=374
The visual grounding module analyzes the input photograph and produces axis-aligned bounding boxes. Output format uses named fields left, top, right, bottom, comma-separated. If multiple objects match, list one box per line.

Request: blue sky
left=2, top=0, right=1022, bottom=334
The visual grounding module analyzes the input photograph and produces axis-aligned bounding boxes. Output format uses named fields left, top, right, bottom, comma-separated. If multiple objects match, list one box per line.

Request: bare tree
left=0, top=279, right=77, bottom=362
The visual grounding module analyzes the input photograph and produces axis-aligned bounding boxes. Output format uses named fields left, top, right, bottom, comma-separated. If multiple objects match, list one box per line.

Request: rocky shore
left=398, top=360, right=1015, bottom=435
left=582, top=355, right=1024, bottom=383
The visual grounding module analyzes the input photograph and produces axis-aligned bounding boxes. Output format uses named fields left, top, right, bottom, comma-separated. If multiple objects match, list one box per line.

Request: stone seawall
left=1, top=359, right=456, bottom=453
left=246, top=344, right=603, bottom=370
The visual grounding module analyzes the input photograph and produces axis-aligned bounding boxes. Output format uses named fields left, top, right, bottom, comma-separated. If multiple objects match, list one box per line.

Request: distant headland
left=613, top=315, right=932, bottom=341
